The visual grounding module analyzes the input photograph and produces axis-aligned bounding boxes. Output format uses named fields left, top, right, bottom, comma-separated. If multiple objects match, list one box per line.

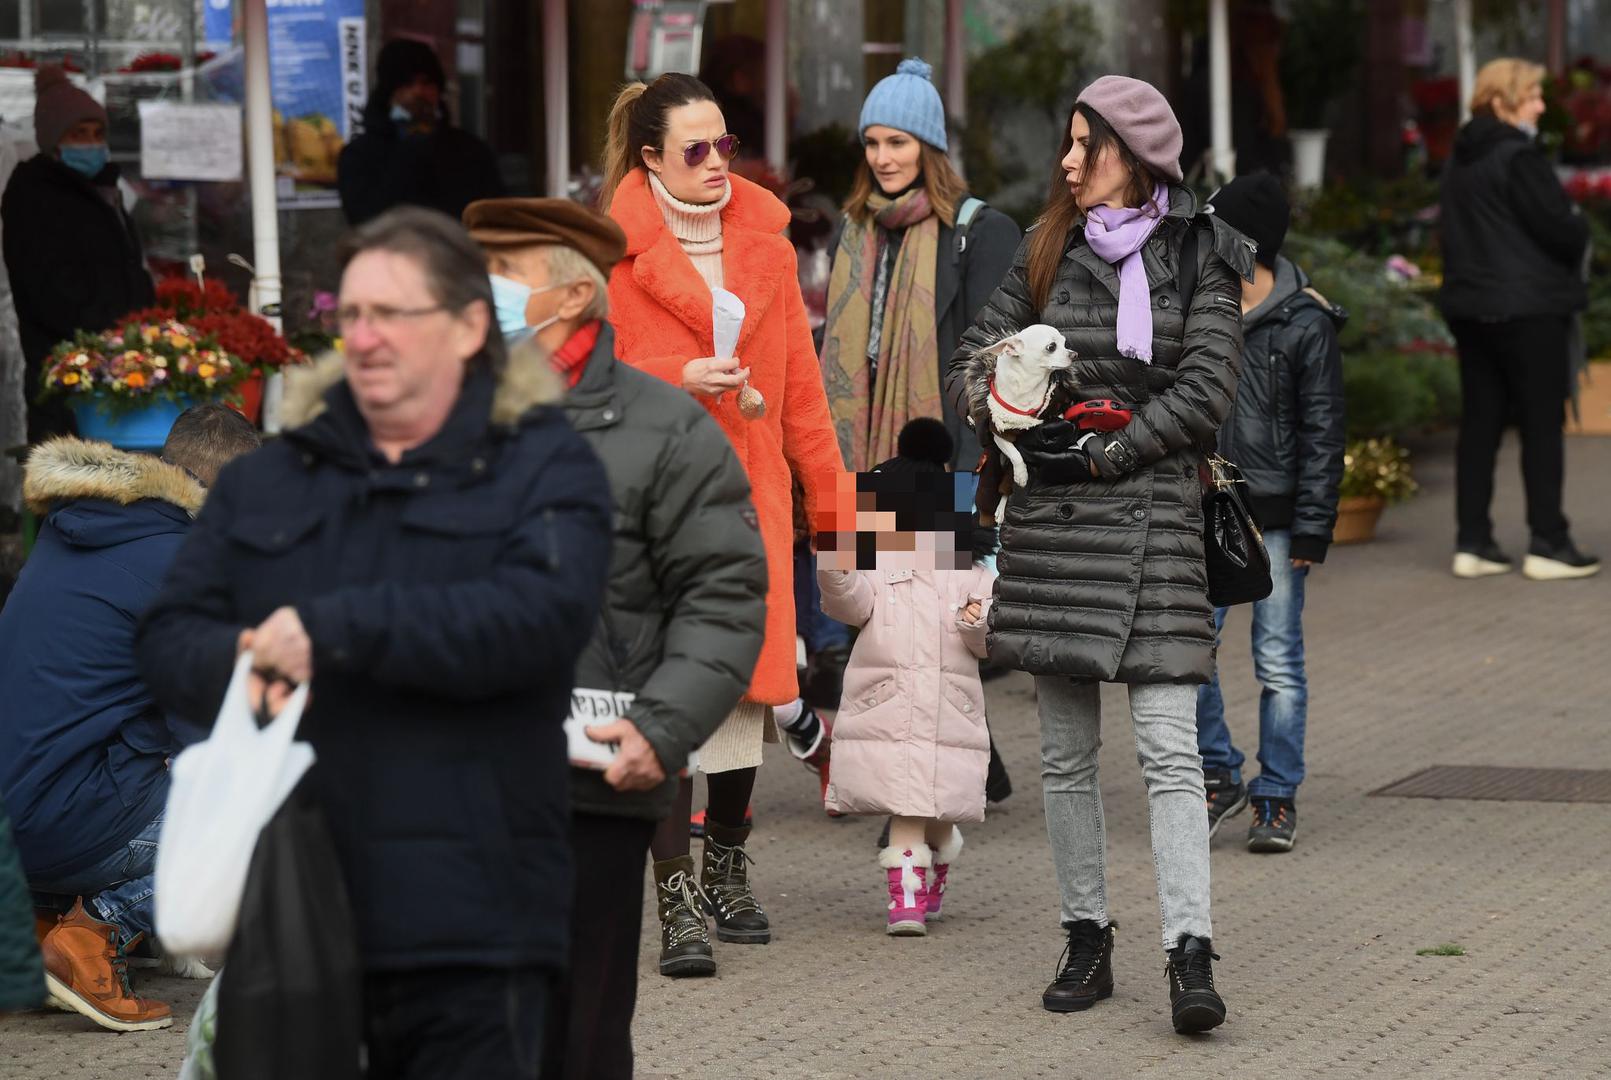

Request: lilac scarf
left=1085, top=184, right=1170, bottom=363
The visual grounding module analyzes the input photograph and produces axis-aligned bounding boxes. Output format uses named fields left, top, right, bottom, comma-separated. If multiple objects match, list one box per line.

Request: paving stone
left=4, top=432, right=1608, bottom=1079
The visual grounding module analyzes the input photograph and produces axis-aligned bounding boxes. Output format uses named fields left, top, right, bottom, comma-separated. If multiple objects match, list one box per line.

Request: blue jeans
left=31, top=813, right=162, bottom=948
left=793, top=542, right=850, bottom=654
left=1196, top=528, right=1309, bottom=801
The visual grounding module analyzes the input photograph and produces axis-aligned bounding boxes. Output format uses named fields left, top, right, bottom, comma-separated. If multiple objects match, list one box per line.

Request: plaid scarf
left=820, top=187, right=942, bottom=470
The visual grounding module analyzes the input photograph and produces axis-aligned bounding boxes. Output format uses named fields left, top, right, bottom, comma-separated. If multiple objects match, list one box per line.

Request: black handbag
left=214, top=778, right=363, bottom=1080
left=1202, top=455, right=1273, bottom=607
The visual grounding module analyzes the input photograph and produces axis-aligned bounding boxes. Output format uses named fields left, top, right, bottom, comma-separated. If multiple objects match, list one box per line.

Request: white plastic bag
left=154, top=652, right=314, bottom=956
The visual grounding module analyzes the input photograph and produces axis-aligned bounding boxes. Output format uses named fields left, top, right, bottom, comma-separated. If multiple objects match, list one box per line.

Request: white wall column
left=543, top=0, right=569, bottom=198
left=1208, top=0, right=1234, bottom=180
left=1454, top=0, right=1475, bottom=123
left=764, top=0, right=787, bottom=172
left=944, top=0, right=965, bottom=128
left=242, top=0, right=284, bottom=431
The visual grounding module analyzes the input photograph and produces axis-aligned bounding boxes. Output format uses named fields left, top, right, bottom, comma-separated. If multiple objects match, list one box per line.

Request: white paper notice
left=138, top=102, right=243, bottom=182
left=711, top=288, right=745, bottom=360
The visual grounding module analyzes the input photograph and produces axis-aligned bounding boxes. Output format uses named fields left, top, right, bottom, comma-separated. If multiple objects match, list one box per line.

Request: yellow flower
left=62, top=372, right=80, bottom=386
left=125, top=372, right=148, bottom=389
left=152, top=356, right=167, bottom=368
left=197, top=363, right=216, bottom=379
left=142, top=327, right=160, bottom=343
left=168, top=333, right=192, bottom=350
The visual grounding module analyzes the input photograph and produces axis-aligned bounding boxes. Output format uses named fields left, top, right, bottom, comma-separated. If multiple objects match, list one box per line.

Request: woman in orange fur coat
left=601, top=73, right=844, bottom=976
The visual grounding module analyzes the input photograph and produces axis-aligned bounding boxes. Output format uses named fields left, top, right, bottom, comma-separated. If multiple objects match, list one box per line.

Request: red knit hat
left=1075, top=75, right=1184, bottom=184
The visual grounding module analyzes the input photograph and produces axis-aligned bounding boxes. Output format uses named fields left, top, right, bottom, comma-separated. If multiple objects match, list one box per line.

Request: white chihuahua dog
left=962, top=324, right=1078, bottom=524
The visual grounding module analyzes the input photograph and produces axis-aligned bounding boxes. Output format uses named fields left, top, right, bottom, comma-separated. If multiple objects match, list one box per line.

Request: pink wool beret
left=1075, top=75, right=1184, bottom=184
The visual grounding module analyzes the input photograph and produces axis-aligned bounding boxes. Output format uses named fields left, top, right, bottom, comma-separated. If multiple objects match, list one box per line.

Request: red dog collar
left=990, top=380, right=1051, bottom=419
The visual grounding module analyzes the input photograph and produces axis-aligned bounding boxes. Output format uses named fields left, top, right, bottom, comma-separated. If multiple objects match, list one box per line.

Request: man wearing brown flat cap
left=464, top=198, right=766, bottom=1080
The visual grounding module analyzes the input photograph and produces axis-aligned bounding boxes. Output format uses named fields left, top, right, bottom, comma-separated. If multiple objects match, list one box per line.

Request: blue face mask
left=59, top=142, right=110, bottom=179
left=489, top=273, right=571, bottom=345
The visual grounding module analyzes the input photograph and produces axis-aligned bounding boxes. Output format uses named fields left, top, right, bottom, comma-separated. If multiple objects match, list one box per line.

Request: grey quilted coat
left=945, top=187, right=1254, bottom=684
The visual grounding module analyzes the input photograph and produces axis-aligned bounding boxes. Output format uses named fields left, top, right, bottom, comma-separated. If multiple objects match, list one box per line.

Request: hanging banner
left=203, top=0, right=365, bottom=209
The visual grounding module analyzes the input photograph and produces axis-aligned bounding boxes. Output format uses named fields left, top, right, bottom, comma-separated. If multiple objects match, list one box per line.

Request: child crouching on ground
left=816, top=419, right=996, bottom=936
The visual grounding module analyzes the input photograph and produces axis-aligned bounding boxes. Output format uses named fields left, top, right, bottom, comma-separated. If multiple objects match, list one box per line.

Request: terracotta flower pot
left=235, top=371, right=264, bottom=426
left=1333, top=495, right=1386, bottom=545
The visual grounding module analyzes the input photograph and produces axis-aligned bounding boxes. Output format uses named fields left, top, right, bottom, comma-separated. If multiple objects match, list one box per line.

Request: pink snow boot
left=927, top=827, right=963, bottom=918
left=879, top=844, right=931, bottom=936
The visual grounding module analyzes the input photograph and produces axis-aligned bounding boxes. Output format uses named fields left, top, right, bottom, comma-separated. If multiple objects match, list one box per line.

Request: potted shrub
left=1335, top=437, right=1418, bottom=544
left=1280, top=0, right=1363, bottom=189
left=40, top=320, right=246, bottom=450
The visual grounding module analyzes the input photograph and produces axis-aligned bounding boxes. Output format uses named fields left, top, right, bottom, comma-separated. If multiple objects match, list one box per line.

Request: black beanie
left=376, top=39, right=445, bottom=96
left=1208, top=173, right=1289, bottom=269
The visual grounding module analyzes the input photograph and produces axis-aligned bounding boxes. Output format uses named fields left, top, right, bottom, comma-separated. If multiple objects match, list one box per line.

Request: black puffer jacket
left=561, top=327, right=768, bottom=822
left=1215, top=255, right=1346, bottom=564
left=1439, top=116, right=1588, bottom=322
left=947, top=187, right=1252, bottom=683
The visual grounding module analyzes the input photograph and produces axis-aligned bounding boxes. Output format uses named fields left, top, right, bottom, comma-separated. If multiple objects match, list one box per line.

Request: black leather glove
left=1017, top=420, right=1094, bottom=485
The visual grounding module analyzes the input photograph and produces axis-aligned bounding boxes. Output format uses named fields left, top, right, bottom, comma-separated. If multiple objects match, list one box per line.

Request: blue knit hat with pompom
left=859, top=58, right=947, bottom=152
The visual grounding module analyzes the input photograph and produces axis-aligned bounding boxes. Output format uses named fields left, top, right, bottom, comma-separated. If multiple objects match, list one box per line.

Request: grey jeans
left=1037, top=678, right=1213, bottom=951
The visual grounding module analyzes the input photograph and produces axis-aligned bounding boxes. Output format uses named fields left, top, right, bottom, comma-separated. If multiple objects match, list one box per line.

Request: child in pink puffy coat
left=817, top=421, right=996, bottom=936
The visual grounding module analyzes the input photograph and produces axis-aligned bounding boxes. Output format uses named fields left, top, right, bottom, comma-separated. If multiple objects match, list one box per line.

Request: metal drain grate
left=1371, top=766, right=1611, bottom=804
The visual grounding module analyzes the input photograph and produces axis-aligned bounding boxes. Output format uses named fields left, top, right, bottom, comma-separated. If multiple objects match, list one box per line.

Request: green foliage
left=1416, top=944, right=1467, bottom=957
left=962, top=3, right=1101, bottom=218
left=1341, top=439, right=1419, bottom=504
left=1341, top=351, right=1460, bottom=441
left=1279, top=0, right=1364, bottom=129
left=1291, top=175, right=1441, bottom=258
left=1583, top=202, right=1611, bottom=361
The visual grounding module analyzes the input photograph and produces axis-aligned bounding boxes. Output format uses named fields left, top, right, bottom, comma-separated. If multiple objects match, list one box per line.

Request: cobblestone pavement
left=4, top=433, right=1609, bottom=1079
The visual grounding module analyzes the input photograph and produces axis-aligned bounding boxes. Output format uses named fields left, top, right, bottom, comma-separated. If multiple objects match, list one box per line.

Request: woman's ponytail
left=599, top=82, right=647, bottom=212
left=597, top=73, right=717, bottom=214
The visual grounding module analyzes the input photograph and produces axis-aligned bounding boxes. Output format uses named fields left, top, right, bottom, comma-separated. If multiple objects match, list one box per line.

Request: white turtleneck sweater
left=649, top=171, right=730, bottom=291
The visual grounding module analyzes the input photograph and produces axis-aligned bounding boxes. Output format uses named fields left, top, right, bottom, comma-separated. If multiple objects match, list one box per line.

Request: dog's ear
left=978, top=334, right=1024, bottom=360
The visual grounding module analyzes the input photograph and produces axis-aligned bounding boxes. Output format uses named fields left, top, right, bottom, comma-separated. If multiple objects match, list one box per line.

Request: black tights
left=649, top=767, right=758, bottom=861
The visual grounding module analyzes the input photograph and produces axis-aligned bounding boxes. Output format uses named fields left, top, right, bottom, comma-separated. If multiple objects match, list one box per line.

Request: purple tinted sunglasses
left=681, top=133, right=740, bottom=167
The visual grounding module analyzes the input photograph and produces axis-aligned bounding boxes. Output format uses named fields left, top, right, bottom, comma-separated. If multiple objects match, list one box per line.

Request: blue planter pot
left=70, top=395, right=194, bottom=451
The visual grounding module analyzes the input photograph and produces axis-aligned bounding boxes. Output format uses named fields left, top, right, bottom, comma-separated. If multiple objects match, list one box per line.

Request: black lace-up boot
left=701, top=822, right=771, bottom=944
left=653, top=856, right=715, bottom=977
left=1041, top=920, right=1114, bottom=1012
left=1166, top=935, right=1226, bottom=1034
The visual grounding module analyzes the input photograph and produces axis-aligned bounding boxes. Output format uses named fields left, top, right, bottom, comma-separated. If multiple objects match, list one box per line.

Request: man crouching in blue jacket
left=137, top=208, right=613, bottom=1077
left=1196, top=174, right=1346, bottom=856
left=0, top=403, right=260, bottom=1030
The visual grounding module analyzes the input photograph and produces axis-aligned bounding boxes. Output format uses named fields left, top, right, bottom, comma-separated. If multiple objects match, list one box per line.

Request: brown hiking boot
left=40, top=898, right=172, bottom=1031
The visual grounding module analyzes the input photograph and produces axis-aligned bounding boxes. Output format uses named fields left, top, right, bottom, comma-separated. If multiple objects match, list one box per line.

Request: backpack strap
left=1178, top=220, right=1200, bottom=313
left=954, top=196, right=985, bottom=259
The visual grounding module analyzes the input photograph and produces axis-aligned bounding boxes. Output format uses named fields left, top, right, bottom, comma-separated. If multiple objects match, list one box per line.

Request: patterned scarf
left=820, top=188, right=942, bottom=471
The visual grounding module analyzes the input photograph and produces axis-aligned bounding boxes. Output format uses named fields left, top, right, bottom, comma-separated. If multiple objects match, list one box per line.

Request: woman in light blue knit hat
left=819, top=57, right=1020, bottom=475
left=815, top=56, right=1022, bottom=918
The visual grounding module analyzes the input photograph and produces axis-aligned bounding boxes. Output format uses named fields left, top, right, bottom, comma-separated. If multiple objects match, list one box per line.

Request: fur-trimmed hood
left=24, top=436, right=206, bottom=518
left=279, top=348, right=564, bottom=431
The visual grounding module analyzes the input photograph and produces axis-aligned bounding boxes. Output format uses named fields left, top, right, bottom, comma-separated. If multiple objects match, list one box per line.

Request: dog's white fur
left=976, top=324, right=1074, bottom=488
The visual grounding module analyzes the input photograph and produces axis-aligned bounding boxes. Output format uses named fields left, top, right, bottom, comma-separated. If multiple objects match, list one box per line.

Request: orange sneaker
left=40, top=898, right=172, bottom=1031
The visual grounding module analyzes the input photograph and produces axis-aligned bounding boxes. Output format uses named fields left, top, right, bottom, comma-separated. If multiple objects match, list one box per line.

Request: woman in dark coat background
left=1439, top=58, right=1597, bottom=581
left=948, top=76, right=1251, bottom=1035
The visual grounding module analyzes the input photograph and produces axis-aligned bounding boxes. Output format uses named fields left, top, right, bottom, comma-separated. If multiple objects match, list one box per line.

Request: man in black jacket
left=1196, top=174, right=1345, bottom=854
left=338, top=39, right=503, bottom=227
left=2, top=64, right=154, bottom=442
left=1439, top=58, right=1597, bottom=580
left=464, top=197, right=766, bottom=1080
left=138, top=208, right=612, bottom=1077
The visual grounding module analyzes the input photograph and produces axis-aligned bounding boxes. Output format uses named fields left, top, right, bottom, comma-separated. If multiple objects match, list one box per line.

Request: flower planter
left=70, top=395, right=195, bottom=451
left=1567, top=365, right=1611, bottom=436
left=1332, top=495, right=1386, bottom=545
left=236, top=371, right=264, bottom=426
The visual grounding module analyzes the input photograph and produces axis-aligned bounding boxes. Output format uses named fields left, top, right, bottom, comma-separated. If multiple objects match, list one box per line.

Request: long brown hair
left=1023, top=102, right=1160, bottom=311
left=599, top=72, right=716, bottom=212
left=841, top=141, right=966, bottom=227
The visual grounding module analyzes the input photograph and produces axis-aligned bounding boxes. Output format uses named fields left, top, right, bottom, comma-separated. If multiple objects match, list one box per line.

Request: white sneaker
left=1522, top=554, right=1602, bottom=581
left=1452, top=550, right=1513, bottom=578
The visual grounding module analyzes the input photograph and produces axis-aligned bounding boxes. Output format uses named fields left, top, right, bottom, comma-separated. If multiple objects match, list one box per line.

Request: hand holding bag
left=154, top=652, right=313, bottom=956
left=1202, top=455, right=1273, bottom=607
